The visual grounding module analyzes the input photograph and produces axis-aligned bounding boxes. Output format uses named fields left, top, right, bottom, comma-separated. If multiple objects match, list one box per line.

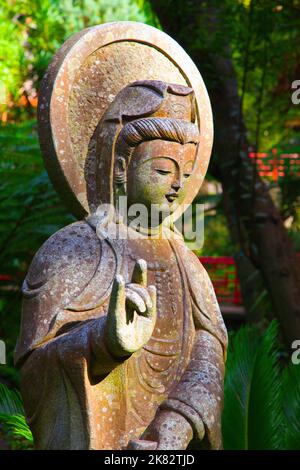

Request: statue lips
left=165, top=193, right=179, bottom=203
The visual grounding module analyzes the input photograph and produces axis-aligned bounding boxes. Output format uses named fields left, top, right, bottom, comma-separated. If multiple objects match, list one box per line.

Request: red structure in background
left=200, top=254, right=300, bottom=311
left=249, top=150, right=300, bottom=181
left=199, top=256, right=242, bottom=306
left=0, top=275, right=13, bottom=281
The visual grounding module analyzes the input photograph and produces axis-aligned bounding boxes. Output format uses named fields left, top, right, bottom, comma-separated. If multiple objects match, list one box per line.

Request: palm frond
left=282, top=363, right=300, bottom=450
left=0, top=382, right=33, bottom=447
left=0, top=413, right=33, bottom=443
left=222, top=321, right=282, bottom=449
left=247, top=321, right=282, bottom=449
left=222, top=325, right=260, bottom=449
left=0, top=382, right=24, bottom=415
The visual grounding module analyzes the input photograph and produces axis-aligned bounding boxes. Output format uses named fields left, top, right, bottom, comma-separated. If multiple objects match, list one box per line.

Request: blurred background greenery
left=0, top=0, right=299, bottom=450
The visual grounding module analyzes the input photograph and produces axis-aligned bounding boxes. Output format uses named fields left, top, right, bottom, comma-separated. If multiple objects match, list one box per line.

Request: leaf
left=282, top=363, right=300, bottom=450
left=0, top=382, right=24, bottom=415
left=247, top=322, right=282, bottom=449
left=222, top=321, right=282, bottom=449
left=0, top=382, right=33, bottom=447
left=0, top=414, right=33, bottom=444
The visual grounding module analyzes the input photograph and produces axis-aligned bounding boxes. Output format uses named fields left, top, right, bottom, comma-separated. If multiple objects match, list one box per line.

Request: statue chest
left=125, top=238, right=193, bottom=382
left=125, top=238, right=185, bottom=347
left=122, top=238, right=195, bottom=431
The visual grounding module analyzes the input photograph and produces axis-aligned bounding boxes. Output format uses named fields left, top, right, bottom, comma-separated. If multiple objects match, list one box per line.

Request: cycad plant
left=0, top=383, right=33, bottom=449
left=222, top=321, right=300, bottom=449
left=282, top=360, right=300, bottom=450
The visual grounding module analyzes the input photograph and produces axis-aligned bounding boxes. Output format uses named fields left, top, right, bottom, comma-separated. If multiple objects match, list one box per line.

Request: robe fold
left=15, top=220, right=227, bottom=450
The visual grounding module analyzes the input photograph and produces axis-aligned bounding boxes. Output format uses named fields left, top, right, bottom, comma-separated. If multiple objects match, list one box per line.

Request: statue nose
left=171, top=176, right=183, bottom=191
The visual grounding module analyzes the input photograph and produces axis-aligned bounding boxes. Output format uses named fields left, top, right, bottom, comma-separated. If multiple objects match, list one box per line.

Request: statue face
left=126, top=140, right=196, bottom=225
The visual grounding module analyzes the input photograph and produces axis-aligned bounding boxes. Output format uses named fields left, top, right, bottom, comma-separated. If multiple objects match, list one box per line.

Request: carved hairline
left=114, top=117, right=200, bottom=166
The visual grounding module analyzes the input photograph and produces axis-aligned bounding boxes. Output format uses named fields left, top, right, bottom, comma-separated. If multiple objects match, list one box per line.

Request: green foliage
left=0, top=2, right=27, bottom=102
left=222, top=321, right=300, bottom=449
left=220, top=0, right=300, bottom=151
left=0, top=0, right=156, bottom=117
left=159, top=0, right=300, bottom=151
left=0, top=382, right=23, bottom=415
left=193, top=187, right=236, bottom=256
left=222, top=321, right=281, bottom=449
left=282, top=362, right=300, bottom=450
left=0, top=382, right=33, bottom=449
left=200, top=213, right=236, bottom=256
left=278, top=173, right=300, bottom=247
left=23, top=0, right=148, bottom=82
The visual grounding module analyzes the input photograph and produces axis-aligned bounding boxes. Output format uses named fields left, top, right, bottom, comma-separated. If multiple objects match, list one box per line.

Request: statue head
left=38, top=24, right=213, bottom=221
left=115, top=117, right=199, bottom=217
left=95, top=80, right=200, bottom=228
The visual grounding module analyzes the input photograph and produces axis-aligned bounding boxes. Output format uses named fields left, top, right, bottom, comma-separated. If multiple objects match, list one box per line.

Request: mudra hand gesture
left=106, top=259, right=157, bottom=357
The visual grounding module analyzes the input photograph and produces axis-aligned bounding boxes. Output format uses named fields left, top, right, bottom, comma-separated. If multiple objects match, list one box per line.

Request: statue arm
left=17, top=306, right=124, bottom=449
left=17, top=300, right=125, bottom=383
left=139, top=329, right=225, bottom=450
left=16, top=221, right=156, bottom=379
left=21, top=314, right=124, bottom=377
left=15, top=221, right=124, bottom=378
left=161, top=329, right=225, bottom=449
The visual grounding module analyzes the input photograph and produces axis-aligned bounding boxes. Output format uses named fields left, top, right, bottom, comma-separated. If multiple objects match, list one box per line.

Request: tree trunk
left=150, top=0, right=300, bottom=348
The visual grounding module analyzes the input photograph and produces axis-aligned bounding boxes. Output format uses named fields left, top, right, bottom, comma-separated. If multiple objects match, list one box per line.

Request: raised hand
left=106, top=259, right=157, bottom=357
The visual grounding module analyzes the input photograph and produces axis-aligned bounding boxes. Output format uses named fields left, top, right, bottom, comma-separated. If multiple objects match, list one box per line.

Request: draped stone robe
left=15, top=220, right=228, bottom=450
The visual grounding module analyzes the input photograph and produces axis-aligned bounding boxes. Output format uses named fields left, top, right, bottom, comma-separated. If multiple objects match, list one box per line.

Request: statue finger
left=125, top=289, right=146, bottom=314
left=131, top=259, right=147, bottom=287
left=108, top=274, right=126, bottom=327
left=127, top=284, right=153, bottom=311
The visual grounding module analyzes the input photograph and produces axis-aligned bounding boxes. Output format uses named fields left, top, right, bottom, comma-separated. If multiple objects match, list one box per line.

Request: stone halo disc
left=38, top=21, right=213, bottom=219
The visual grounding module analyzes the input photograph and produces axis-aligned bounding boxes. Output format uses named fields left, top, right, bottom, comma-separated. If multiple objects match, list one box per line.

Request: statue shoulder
left=16, top=221, right=118, bottom=366
left=175, top=241, right=207, bottom=276
left=25, top=221, right=100, bottom=289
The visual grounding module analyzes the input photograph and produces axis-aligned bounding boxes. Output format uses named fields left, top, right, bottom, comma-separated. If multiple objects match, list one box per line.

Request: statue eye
left=155, top=169, right=172, bottom=175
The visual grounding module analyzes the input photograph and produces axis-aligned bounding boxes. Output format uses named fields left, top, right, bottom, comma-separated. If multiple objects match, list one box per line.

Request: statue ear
left=115, top=156, right=127, bottom=182
left=114, top=156, right=127, bottom=198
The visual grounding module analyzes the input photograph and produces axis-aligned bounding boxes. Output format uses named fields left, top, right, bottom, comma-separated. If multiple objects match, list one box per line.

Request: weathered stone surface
left=37, top=21, right=213, bottom=218
left=16, top=22, right=227, bottom=450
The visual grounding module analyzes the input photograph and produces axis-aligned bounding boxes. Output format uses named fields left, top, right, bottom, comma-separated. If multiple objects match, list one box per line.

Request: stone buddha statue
left=14, top=24, right=227, bottom=451
left=15, top=79, right=227, bottom=450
